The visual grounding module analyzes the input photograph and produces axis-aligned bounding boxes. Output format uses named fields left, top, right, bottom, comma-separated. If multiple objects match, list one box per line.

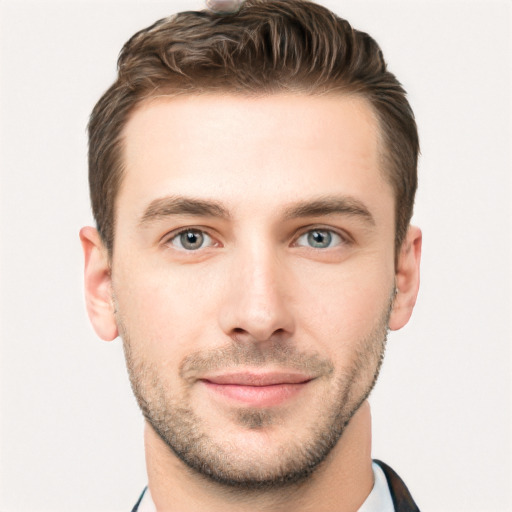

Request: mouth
left=200, top=371, right=314, bottom=407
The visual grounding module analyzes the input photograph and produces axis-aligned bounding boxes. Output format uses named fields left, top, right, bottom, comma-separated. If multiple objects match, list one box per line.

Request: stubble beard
left=118, top=304, right=391, bottom=492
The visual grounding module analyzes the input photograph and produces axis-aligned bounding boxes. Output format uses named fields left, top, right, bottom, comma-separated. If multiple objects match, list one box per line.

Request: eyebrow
left=139, top=196, right=230, bottom=226
left=138, top=194, right=375, bottom=227
left=283, top=196, right=375, bottom=225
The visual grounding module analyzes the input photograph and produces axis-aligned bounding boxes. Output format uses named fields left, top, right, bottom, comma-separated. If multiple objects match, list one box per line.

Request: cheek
left=291, top=257, right=394, bottom=349
left=112, top=263, right=223, bottom=361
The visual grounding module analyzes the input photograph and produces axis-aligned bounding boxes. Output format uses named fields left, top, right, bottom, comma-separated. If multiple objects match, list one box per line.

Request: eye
left=296, top=229, right=344, bottom=249
left=168, top=229, right=213, bottom=251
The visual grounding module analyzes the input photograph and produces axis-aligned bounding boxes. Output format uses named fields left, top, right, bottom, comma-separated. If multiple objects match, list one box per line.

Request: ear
left=389, top=225, right=422, bottom=331
left=79, top=226, right=118, bottom=341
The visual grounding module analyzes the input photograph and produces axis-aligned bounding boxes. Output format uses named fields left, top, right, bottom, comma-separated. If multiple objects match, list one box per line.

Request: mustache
left=179, top=341, right=334, bottom=381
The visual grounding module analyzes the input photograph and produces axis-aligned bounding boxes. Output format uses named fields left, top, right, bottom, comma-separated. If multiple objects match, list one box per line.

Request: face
left=106, top=94, right=403, bottom=487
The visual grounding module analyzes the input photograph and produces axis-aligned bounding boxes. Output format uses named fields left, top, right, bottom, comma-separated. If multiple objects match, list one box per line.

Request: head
left=88, top=0, right=418, bottom=259
left=82, top=0, right=421, bottom=493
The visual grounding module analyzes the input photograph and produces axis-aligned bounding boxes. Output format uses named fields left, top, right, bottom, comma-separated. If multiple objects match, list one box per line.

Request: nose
left=218, top=242, right=295, bottom=343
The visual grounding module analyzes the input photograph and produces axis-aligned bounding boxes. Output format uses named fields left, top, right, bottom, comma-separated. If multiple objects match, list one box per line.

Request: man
left=80, top=0, right=422, bottom=510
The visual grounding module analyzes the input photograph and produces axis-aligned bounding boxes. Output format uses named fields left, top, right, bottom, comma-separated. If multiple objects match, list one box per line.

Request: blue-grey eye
left=297, top=229, right=342, bottom=249
left=171, top=230, right=212, bottom=250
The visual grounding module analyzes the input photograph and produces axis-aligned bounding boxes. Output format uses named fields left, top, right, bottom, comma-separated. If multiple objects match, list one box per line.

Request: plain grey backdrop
left=0, top=1, right=510, bottom=511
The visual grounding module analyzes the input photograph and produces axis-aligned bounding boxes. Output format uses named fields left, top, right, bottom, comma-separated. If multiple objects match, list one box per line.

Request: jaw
left=143, top=401, right=374, bottom=512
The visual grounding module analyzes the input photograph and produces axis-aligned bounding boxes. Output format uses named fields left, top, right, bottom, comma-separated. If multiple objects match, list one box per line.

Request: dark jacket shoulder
left=131, top=486, right=147, bottom=512
left=374, top=459, right=420, bottom=512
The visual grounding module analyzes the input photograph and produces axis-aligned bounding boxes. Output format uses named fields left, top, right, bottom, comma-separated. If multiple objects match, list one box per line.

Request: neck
left=144, top=401, right=374, bottom=512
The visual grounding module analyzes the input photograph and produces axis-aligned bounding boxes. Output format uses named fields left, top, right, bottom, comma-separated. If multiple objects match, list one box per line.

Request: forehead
left=117, top=93, right=390, bottom=220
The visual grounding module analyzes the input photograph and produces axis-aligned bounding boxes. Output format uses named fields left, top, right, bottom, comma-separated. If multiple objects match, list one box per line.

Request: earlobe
left=389, top=225, right=422, bottom=331
left=79, top=226, right=118, bottom=341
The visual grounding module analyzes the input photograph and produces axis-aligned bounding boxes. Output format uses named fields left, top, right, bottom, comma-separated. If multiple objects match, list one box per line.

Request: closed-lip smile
left=200, top=371, right=314, bottom=407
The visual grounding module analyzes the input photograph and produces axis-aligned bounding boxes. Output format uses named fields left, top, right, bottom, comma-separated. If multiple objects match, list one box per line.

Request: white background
left=0, top=1, right=510, bottom=511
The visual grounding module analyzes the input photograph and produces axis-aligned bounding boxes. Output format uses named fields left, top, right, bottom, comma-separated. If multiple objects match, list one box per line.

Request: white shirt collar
left=137, top=487, right=156, bottom=512
left=137, top=461, right=393, bottom=512
left=358, top=462, right=394, bottom=512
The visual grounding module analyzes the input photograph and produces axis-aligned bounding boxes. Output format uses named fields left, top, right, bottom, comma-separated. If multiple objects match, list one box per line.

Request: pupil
left=308, top=230, right=331, bottom=248
left=181, top=231, right=203, bottom=249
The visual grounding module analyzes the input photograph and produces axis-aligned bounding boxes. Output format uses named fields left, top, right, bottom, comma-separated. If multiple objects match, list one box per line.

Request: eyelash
left=294, top=228, right=348, bottom=249
left=163, top=226, right=351, bottom=252
left=164, top=228, right=216, bottom=251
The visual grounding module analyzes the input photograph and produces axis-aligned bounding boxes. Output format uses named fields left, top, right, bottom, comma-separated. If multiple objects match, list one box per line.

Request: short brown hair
left=88, top=0, right=418, bottom=256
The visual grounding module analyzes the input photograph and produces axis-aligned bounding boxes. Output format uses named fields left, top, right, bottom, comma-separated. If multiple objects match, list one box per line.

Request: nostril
left=230, top=327, right=289, bottom=344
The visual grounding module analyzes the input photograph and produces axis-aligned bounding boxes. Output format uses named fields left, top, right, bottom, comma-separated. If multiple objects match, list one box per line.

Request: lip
left=203, top=371, right=313, bottom=386
left=200, top=371, right=313, bottom=407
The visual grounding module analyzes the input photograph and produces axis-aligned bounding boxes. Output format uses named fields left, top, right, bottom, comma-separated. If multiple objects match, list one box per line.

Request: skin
left=81, top=94, right=421, bottom=512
